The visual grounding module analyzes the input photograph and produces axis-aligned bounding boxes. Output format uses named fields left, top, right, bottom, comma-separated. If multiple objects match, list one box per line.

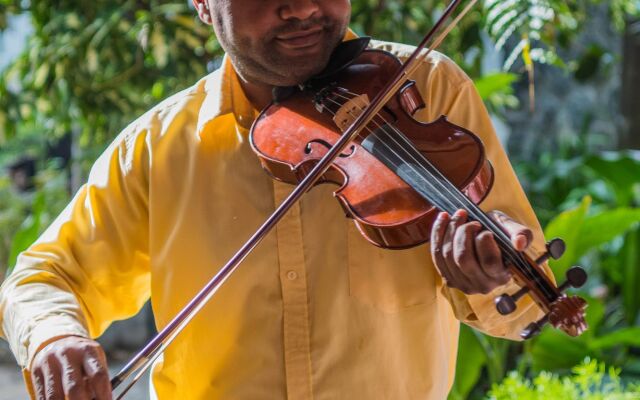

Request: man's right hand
left=30, top=336, right=112, bottom=400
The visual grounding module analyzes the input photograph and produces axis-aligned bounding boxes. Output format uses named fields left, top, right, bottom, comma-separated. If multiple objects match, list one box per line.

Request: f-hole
left=304, top=139, right=355, bottom=158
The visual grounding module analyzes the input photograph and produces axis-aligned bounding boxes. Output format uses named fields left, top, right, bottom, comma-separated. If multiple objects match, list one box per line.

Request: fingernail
left=437, top=211, right=448, bottom=220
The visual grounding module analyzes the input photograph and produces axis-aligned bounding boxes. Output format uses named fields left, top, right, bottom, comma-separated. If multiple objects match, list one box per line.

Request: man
left=0, top=1, right=551, bottom=399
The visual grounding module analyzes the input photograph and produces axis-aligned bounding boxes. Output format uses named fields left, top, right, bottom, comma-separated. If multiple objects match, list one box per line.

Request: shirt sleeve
left=416, top=58, right=555, bottom=340
left=0, top=116, right=153, bottom=368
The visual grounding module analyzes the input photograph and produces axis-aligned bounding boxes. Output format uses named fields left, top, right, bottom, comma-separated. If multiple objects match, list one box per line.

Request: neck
left=237, top=75, right=274, bottom=110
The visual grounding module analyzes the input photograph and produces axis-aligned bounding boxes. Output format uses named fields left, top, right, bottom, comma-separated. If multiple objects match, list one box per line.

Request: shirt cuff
left=24, top=315, right=90, bottom=369
left=441, top=279, right=541, bottom=340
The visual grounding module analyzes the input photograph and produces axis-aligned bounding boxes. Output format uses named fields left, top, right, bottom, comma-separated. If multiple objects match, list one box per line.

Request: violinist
left=0, top=1, right=556, bottom=399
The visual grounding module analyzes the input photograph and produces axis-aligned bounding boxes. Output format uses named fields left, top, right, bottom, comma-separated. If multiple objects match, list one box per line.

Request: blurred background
left=1, top=0, right=639, bottom=398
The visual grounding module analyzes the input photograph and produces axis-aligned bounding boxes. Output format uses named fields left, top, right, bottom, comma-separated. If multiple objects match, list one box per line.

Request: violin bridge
left=333, top=94, right=370, bottom=131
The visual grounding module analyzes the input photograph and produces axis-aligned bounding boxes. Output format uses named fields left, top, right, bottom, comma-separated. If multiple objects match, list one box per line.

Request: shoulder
left=367, top=38, right=471, bottom=89
left=98, top=68, right=224, bottom=174
left=128, top=68, right=223, bottom=138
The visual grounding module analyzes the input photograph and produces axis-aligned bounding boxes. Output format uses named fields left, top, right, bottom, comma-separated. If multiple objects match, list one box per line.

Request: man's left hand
left=430, top=209, right=533, bottom=295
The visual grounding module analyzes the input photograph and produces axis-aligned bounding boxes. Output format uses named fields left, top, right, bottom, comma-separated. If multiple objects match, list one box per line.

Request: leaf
left=621, top=227, right=640, bottom=325
left=545, top=196, right=640, bottom=276
left=86, top=47, right=98, bottom=73
left=473, top=72, right=518, bottom=100
left=577, top=208, right=640, bottom=255
left=589, top=327, right=640, bottom=350
left=583, top=296, right=605, bottom=334
left=585, top=151, right=640, bottom=206
left=530, top=329, right=591, bottom=373
left=544, top=196, right=591, bottom=275
left=151, top=25, right=169, bottom=68
left=7, top=192, right=45, bottom=274
left=151, top=81, right=165, bottom=99
left=32, top=62, right=49, bottom=89
left=65, top=13, right=81, bottom=29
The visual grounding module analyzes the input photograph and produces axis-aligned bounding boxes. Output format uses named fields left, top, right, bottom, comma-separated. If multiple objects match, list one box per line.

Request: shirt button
left=286, top=270, right=298, bottom=280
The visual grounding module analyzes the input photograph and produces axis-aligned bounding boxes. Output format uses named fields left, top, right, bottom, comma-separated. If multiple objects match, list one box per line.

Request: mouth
left=275, top=28, right=324, bottom=50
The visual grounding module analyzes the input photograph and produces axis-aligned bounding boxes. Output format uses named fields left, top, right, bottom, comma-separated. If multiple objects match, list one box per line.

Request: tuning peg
left=558, top=266, right=588, bottom=292
left=495, top=286, right=529, bottom=315
left=521, top=314, right=549, bottom=339
left=535, top=238, right=566, bottom=265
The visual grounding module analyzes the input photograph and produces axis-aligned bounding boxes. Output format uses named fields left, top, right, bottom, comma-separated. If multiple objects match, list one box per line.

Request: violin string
left=325, top=91, right=552, bottom=295
left=320, top=97, right=524, bottom=268
left=329, top=101, right=553, bottom=297
left=328, top=89, right=531, bottom=256
left=328, top=91, right=557, bottom=298
left=371, top=121, right=552, bottom=294
left=323, top=92, right=509, bottom=241
left=321, top=93, right=554, bottom=297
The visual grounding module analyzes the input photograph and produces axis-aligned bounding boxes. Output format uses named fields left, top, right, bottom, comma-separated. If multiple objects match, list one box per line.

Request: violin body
left=250, top=49, right=494, bottom=249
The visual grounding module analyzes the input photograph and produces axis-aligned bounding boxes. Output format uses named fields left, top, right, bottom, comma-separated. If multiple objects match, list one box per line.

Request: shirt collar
left=196, top=28, right=360, bottom=136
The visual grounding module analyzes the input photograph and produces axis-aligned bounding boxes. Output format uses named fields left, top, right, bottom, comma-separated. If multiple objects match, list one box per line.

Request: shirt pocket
left=347, top=224, right=439, bottom=313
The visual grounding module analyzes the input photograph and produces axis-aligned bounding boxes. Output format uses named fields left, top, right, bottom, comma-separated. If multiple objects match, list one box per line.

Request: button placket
left=273, top=181, right=313, bottom=400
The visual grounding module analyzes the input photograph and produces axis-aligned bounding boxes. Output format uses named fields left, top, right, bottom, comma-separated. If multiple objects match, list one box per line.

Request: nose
left=279, top=0, right=320, bottom=21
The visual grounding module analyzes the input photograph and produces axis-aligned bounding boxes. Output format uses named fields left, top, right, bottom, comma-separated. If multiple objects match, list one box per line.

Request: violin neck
left=360, top=124, right=560, bottom=302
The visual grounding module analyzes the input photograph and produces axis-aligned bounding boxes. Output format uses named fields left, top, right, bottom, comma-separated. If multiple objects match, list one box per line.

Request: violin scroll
left=521, top=295, right=588, bottom=339
left=494, top=237, right=588, bottom=339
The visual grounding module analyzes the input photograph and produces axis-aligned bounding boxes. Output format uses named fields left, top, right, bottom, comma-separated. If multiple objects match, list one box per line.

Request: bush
left=487, top=359, right=640, bottom=400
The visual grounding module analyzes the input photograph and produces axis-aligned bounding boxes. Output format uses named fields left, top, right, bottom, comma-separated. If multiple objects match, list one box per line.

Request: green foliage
left=350, top=0, right=485, bottom=76
left=0, top=1, right=219, bottom=145
left=522, top=150, right=640, bottom=381
left=0, top=176, right=29, bottom=276
left=483, top=0, right=639, bottom=76
left=452, top=144, right=640, bottom=399
left=487, top=359, right=640, bottom=399
left=352, top=0, right=639, bottom=80
left=7, top=190, right=44, bottom=271
left=545, top=196, right=640, bottom=276
left=473, top=72, right=520, bottom=112
left=0, top=163, right=69, bottom=277
left=1, top=0, right=638, bottom=150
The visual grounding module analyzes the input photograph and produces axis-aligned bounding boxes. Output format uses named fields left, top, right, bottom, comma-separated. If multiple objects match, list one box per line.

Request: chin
left=276, top=71, right=321, bottom=86
left=276, top=59, right=331, bottom=86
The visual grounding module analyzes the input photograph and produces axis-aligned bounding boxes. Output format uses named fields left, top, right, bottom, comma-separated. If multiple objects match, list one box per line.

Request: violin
left=250, top=37, right=588, bottom=339
left=108, top=0, right=587, bottom=397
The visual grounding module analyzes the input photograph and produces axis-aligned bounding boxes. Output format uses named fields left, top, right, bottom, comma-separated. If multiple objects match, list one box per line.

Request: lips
left=275, top=28, right=324, bottom=50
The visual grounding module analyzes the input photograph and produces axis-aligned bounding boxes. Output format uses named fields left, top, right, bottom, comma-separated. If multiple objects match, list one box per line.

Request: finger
left=443, top=210, right=473, bottom=291
left=475, top=230, right=511, bottom=286
left=42, top=355, right=64, bottom=400
left=83, top=347, right=112, bottom=400
left=32, top=367, right=47, bottom=400
left=489, top=210, right=533, bottom=251
left=60, top=352, right=91, bottom=400
left=430, top=212, right=455, bottom=284
left=453, top=221, right=493, bottom=294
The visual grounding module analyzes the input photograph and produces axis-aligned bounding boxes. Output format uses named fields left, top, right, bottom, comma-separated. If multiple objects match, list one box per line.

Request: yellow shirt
left=0, top=33, right=550, bottom=399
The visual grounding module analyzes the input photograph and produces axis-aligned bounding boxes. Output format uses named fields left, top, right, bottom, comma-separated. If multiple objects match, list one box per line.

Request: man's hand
left=430, top=209, right=533, bottom=295
left=30, top=336, right=111, bottom=400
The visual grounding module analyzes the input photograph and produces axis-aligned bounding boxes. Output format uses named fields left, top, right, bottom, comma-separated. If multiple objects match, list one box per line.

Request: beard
left=223, top=16, right=348, bottom=87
